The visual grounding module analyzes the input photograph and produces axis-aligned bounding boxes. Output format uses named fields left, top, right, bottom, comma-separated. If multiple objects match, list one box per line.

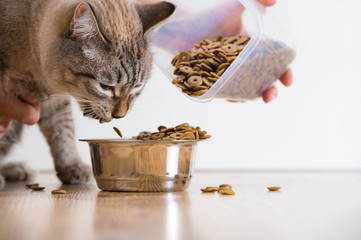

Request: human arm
left=255, top=0, right=293, bottom=103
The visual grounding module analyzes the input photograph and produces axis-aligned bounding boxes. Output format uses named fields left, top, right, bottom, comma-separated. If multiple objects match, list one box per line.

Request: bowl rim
left=78, top=138, right=206, bottom=143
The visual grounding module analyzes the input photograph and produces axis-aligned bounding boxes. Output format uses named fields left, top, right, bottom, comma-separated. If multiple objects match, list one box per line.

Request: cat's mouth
left=81, top=103, right=112, bottom=124
left=82, top=110, right=112, bottom=124
left=99, top=118, right=112, bottom=124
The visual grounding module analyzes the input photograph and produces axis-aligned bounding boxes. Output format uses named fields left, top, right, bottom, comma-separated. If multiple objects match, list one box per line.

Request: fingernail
left=267, top=92, right=277, bottom=103
left=271, top=92, right=276, bottom=101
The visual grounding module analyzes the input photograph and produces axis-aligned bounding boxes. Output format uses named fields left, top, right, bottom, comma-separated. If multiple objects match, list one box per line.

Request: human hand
left=150, top=0, right=293, bottom=103
left=0, top=93, right=41, bottom=139
left=235, top=0, right=293, bottom=103
left=257, top=0, right=293, bottom=103
left=262, top=68, right=293, bottom=103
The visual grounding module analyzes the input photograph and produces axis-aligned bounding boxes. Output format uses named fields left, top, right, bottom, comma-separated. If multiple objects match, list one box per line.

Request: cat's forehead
left=93, top=0, right=142, bottom=43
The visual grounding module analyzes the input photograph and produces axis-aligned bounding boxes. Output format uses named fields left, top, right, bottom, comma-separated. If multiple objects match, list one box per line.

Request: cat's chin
left=99, top=118, right=112, bottom=124
left=82, top=112, right=112, bottom=124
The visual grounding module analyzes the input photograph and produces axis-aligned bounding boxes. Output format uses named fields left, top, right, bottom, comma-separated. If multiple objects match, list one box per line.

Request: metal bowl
left=80, top=139, right=200, bottom=192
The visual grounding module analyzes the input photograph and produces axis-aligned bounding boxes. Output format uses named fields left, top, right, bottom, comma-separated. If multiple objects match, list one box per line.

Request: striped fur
left=0, top=0, right=175, bottom=188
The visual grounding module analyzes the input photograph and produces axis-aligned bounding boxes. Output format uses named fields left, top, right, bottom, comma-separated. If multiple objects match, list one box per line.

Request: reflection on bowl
left=80, top=139, right=201, bottom=192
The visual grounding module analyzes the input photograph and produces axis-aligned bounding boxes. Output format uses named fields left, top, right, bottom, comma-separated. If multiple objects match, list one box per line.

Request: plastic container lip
left=151, top=0, right=265, bottom=102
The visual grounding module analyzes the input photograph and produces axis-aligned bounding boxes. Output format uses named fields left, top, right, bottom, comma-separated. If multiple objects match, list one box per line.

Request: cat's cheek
left=103, top=91, right=113, bottom=98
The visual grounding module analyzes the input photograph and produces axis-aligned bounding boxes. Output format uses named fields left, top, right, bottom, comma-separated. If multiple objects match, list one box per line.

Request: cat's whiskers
left=78, top=104, right=102, bottom=121
left=38, top=92, right=107, bottom=123
left=42, top=94, right=102, bottom=112
left=41, top=95, right=87, bottom=121
left=42, top=94, right=93, bottom=104
left=90, top=112, right=98, bottom=120
left=42, top=103, right=96, bottom=124
left=39, top=109, right=74, bottom=126
left=39, top=92, right=89, bottom=101
left=82, top=108, right=95, bottom=118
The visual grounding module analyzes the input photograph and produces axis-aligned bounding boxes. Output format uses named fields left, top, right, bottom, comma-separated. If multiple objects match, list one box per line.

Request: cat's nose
left=112, top=114, right=123, bottom=119
left=113, top=100, right=129, bottom=119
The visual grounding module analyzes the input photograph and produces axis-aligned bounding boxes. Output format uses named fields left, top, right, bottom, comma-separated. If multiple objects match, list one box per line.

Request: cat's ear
left=135, top=1, right=175, bottom=34
left=70, top=2, right=106, bottom=42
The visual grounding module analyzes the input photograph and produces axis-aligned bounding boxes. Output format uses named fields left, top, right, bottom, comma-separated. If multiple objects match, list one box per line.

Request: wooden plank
left=0, top=171, right=361, bottom=240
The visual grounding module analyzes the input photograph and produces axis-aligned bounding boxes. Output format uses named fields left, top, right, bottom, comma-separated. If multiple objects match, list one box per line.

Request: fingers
left=0, top=120, right=12, bottom=139
left=280, top=68, right=293, bottom=87
left=262, top=68, right=293, bottom=103
left=18, top=93, right=39, bottom=105
left=257, top=0, right=276, bottom=7
left=262, top=85, right=278, bottom=103
left=0, top=94, right=41, bottom=125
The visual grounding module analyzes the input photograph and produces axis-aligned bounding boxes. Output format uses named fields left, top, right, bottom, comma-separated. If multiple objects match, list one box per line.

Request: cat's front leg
left=38, top=97, right=92, bottom=184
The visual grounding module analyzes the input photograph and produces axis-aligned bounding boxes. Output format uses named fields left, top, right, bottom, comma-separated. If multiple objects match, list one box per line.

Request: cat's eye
left=134, top=83, right=143, bottom=88
left=100, top=83, right=114, bottom=91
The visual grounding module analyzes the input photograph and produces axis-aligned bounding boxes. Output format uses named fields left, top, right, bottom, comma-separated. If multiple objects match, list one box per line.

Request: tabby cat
left=0, top=0, right=175, bottom=189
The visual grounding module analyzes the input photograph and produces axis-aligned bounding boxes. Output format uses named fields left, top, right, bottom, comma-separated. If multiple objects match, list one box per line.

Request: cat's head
left=58, top=1, right=175, bottom=123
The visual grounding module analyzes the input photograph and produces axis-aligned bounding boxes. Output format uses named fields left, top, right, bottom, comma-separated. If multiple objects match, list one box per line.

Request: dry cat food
left=26, top=183, right=45, bottom=191
left=51, top=190, right=67, bottom=195
left=267, top=186, right=281, bottom=191
left=215, top=41, right=295, bottom=100
left=26, top=183, right=39, bottom=188
left=113, top=127, right=123, bottom=138
left=201, top=184, right=235, bottom=195
left=200, top=187, right=219, bottom=192
left=171, top=35, right=250, bottom=97
left=113, top=123, right=211, bottom=140
left=26, top=183, right=68, bottom=194
left=31, top=186, right=45, bottom=191
left=171, top=35, right=295, bottom=100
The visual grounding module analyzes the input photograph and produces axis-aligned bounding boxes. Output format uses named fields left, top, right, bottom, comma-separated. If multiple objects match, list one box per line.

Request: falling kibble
left=267, top=186, right=281, bottom=191
left=113, top=127, right=123, bottom=138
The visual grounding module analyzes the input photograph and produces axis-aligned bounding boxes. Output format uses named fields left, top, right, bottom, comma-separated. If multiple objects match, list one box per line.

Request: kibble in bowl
left=80, top=124, right=210, bottom=192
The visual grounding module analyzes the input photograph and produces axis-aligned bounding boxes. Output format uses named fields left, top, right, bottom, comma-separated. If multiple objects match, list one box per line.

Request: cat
left=0, top=0, right=175, bottom=189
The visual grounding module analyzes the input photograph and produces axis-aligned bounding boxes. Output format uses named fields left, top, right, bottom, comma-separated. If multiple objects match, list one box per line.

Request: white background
left=4, top=0, right=361, bottom=171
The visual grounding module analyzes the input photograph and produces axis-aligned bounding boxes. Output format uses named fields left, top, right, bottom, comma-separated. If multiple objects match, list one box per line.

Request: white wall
left=4, top=0, right=361, bottom=171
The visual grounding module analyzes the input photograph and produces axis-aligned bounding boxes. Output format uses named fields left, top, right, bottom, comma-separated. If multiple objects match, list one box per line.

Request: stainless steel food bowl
left=80, top=139, right=200, bottom=192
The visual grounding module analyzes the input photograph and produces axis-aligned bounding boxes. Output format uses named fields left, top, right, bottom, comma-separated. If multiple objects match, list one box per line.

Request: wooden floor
left=1, top=171, right=361, bottom=240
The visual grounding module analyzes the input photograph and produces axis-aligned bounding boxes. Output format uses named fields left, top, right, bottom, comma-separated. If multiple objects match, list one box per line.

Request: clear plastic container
left=151, top=0, right=296, bottom=102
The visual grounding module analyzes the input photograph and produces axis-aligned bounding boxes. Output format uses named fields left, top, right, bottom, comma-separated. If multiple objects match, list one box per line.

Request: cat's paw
left=57, top=163, right=92, bottom=184
left=0, top=175, right=5, bottom=190
left=0, top=162, right=37, bottom=181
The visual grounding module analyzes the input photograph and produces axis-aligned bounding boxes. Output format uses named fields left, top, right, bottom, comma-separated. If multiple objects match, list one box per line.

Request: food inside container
left=151, top=0, right=296, bottom=102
